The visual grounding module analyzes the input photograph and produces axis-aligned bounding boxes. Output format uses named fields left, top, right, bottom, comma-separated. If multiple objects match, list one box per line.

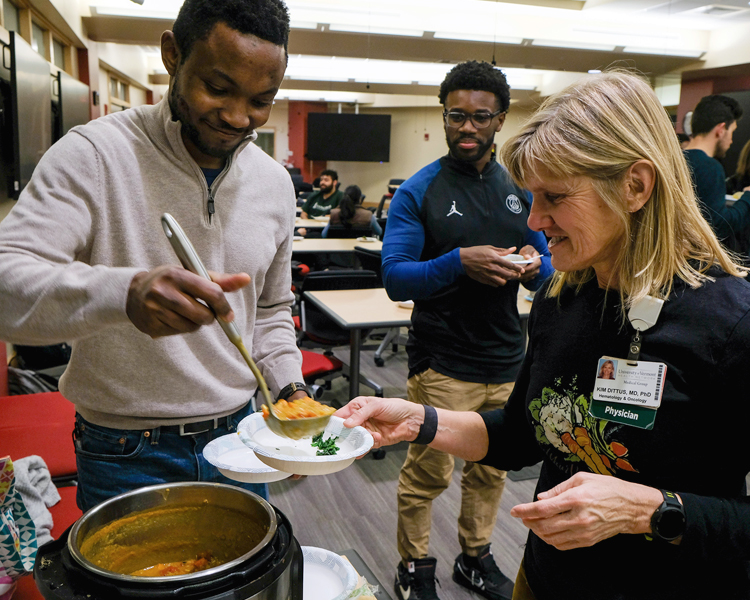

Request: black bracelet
left=412, top=405, right=438, bottom=445
left=278, top=382, right=310, bottom=400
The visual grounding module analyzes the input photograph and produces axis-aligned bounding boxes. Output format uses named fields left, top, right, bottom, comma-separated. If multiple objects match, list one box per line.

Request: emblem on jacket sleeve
left=506, top=194, right=522, bottom=214
left=446, top=201, right=464, bottom=217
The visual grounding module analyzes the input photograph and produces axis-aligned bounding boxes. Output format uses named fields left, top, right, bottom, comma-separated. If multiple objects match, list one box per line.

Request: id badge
left=589, top=356, right=667, bottom=430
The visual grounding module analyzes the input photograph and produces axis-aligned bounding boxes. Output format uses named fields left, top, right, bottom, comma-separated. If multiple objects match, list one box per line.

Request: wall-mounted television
left=307, top=113, right=391, bottom=162
left=2, top=31, right=52, bottom=197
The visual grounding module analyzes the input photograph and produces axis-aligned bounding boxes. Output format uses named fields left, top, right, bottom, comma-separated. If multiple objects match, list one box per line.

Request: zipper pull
left=207, top=189, right=215, bottom=224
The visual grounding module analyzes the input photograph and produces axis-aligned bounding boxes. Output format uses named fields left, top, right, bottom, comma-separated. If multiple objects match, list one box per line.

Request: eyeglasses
left=443, top=109, right=504, bottom=129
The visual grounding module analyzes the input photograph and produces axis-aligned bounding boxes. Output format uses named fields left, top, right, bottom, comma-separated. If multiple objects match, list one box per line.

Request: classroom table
left=303, top=286, right=534, bottom=399
left=295, top=217, right=329, bottom=229
left=302, top=287, right=411, bottom=399
left=291, top=238, right=382, bottom=254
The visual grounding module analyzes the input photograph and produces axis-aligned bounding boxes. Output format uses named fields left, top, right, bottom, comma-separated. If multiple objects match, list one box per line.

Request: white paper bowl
left=301, top=546, right=359, bottom=600
left=505, top=253, right=535, bottom=265
left=203, top=433, right=291, bottom=483
left=237, top=414, right=374, bottom=476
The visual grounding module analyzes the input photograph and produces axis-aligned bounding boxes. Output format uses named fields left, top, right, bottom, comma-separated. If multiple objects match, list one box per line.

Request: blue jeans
left=73, top=403, right=266, bottom=512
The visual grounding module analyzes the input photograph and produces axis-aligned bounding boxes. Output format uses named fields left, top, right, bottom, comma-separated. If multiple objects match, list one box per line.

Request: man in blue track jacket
left=382, top=61, right=553, bottom=600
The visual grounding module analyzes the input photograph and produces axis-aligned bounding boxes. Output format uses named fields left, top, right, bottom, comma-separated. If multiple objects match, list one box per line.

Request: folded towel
left=13, top=456, right=61, bottom=547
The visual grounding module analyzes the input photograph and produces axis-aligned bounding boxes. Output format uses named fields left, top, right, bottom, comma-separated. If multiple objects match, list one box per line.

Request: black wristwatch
left=649, top=489, right=685, bottom=542
left=278, top=381, right=310, bottom=400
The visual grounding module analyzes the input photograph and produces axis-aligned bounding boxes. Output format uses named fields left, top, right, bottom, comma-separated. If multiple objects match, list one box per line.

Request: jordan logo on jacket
left=446, top=201, right=463, bottom=217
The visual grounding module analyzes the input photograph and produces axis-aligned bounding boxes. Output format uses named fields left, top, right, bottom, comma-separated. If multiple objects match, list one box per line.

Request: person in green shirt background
left=300, top=169, right=343, bottom=218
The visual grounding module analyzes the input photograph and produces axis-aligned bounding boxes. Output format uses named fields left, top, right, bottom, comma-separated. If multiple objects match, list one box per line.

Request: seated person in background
left=322, top=185, right=383, bottom=238
left=300, top=169, right=343, bottom=218
left=683, top=94, right=750, bottom=254
left=727, top=138, right=750, bottom=195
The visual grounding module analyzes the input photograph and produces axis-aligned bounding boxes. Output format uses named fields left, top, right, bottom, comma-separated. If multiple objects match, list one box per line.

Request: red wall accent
left=677, top=79, right=713, bottom=134
left=288, top=101, right=327, bottom=182
left=77, top=46, right=100, bottom=120
left=677, top=70, right=750, bottom=134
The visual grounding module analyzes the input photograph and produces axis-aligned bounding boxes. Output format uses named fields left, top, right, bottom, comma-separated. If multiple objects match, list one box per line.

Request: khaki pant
left=397, top=368, right=514, bottom=560
left=512, top=560, right=536, bottom=600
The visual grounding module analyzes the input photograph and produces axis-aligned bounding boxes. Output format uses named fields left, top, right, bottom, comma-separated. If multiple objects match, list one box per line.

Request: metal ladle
left=161, top=213, right=331, bottom=440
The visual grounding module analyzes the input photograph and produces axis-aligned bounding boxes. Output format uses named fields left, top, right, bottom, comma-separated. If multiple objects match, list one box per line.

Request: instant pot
left=33, top=483, right=303, bottom=599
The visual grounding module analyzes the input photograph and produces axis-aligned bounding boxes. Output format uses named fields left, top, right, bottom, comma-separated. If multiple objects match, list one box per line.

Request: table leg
left=348, top=328, right=361, bottom=400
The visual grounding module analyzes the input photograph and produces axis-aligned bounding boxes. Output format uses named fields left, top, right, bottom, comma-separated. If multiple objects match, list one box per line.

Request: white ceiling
left=83, top=0, right=750, bottom=105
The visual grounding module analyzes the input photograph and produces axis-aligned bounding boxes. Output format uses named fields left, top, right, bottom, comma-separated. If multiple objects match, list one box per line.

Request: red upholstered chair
left=1, top=345, right=82, bottom=598
left=296, top=270, right=384, bottom=396
left=0, top=343, right=8, bottom=397
left=300, top=349, right=343, bottom=397
left=0, top=343, right=77, bottom=483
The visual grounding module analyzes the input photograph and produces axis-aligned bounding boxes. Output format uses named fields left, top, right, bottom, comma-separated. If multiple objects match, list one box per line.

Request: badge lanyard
left=590, top=296, right=667, bottom=430
left=626, top=295, right=664, bottom=365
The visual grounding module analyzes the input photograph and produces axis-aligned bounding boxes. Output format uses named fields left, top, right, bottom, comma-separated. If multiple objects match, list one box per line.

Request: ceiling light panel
left=90, top=0, right=710, bottom=60
left=90, top=0, right=182, bottom=18
left=433, top=32, right=523, bottom=44
left=328, top=24, right=424, bottom=37
left=532, top=39, right=616, bottom=51
left=283, top=55, right=546, bottom=91
left=623, top=46, right=705, bottom=57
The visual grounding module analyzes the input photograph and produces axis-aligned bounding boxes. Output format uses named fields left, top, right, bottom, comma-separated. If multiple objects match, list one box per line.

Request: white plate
left=237, top=414, right=374, bottom=476
left=398, top=300, right=414, bottom=309
left=356, top=237, right=377, bottom=242
left=301, top=547, right=358, bottom=600
left=203, top=433, right=291, bottom=484
left=505, top=253, right=535, bottom=265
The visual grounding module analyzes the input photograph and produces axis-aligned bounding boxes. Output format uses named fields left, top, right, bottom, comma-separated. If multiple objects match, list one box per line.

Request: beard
left=446, top=132, right=495, bottom=164
left=169, top=76, right=248, bottom=160
left=714, top=140, right=729, bottom=160
left=319, top=182, right=333, bottom=193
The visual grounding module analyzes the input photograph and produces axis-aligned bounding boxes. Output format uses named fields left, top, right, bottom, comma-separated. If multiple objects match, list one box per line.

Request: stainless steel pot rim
left=67, top=482, right=278, bottom=585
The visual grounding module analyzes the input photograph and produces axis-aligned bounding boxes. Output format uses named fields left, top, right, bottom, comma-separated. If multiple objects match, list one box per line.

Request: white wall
left=260, top=101, right=290, bottom=163
left=704, top=21, right=750, bottom=70
left=326, top=103, right=534, bottom=204
left=49, top=0, right=87, bottom=41
left=97, top=42, right=151, bottom=88
left=129, top=86, right=148, bottom=106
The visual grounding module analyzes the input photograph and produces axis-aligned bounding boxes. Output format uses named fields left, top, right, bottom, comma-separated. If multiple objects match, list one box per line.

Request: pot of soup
left=34, top=482, right=303, bottom=599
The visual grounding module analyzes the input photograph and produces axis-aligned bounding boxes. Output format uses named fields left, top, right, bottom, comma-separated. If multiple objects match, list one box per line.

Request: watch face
left=656, top=507, right=686, bottom=540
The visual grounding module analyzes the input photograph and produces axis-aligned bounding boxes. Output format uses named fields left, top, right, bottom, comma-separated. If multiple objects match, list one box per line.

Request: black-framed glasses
left=443, top=109, right=504, bottom=129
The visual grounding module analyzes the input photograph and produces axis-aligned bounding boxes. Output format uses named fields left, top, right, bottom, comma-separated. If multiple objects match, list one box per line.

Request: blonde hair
left=736, top=139, right=750, bottom=179
left=500, top=70, right=746, bottom=311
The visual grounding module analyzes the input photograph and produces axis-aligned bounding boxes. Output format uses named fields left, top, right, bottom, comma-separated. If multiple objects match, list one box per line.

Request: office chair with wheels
left=300, top=348, right=343, bottom=399
left=353, top=247, right=409, bottom=367
left=375, top=178, right=406, bottom=218
left=296, top=270, right=384, bottom=396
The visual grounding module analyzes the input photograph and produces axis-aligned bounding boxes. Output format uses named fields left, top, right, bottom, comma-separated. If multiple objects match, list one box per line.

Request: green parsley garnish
left=311, top=432, right=339, bottom=456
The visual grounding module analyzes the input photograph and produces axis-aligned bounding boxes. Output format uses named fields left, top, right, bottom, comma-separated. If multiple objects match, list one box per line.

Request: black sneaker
left=395, top=557, right=441, bottom=600
left=453, top=544, right=514, bottom=600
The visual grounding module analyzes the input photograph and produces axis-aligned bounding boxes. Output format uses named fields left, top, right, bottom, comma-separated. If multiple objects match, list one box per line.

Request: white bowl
left=505, top=253, right=535, bottom=265
left=203, top=433, right=291, bottom=483
left=237, top=414, right=374, bottom=476
left=301, top=546, right=359, bottom=600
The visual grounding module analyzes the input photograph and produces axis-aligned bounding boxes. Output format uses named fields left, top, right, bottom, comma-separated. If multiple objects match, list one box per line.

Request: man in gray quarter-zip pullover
left=0, top=0, right=308, bottom=511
